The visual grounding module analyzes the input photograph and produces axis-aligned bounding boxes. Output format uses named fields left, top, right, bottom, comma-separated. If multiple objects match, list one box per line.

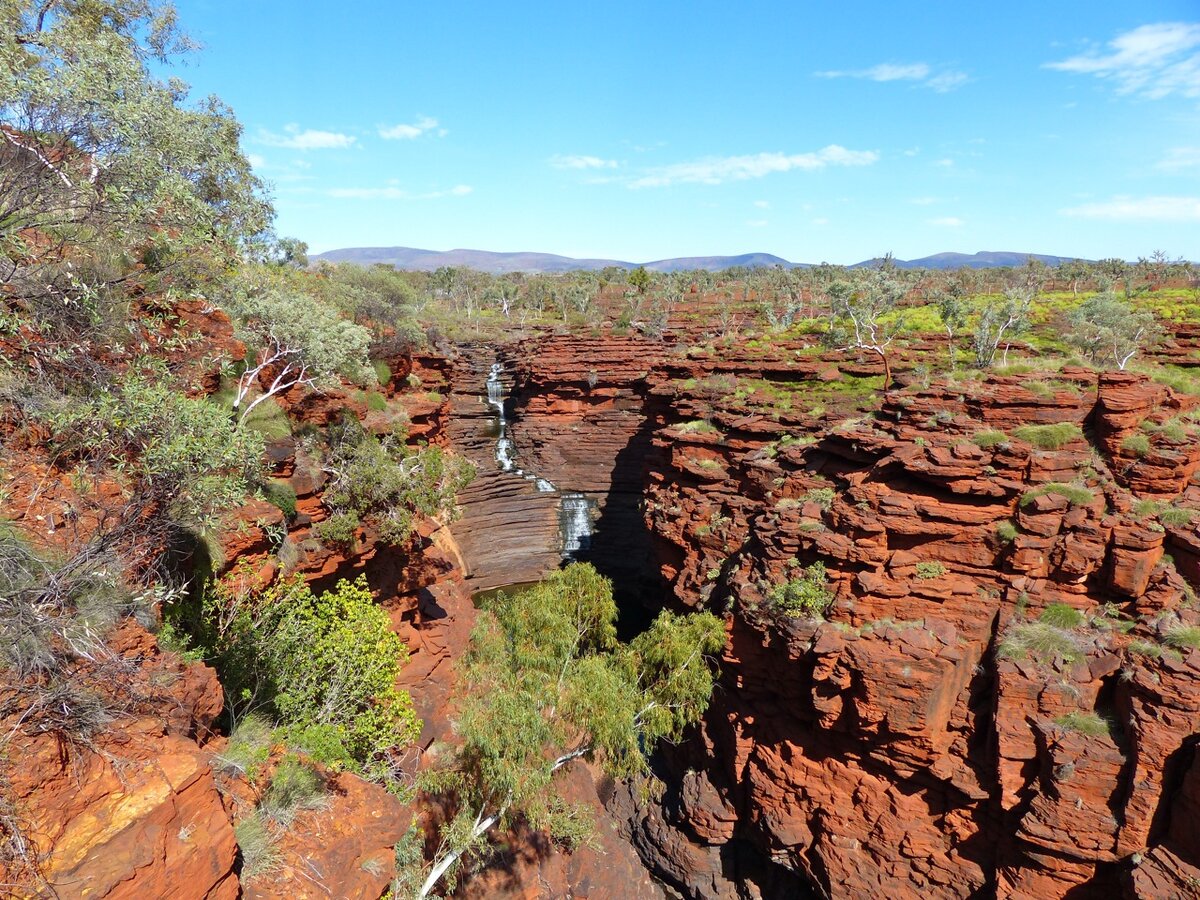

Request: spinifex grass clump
left=1013, top=423, right=1084, bottom=450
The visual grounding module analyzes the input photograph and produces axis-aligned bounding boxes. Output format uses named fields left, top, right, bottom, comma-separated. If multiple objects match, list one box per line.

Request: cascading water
left=485, top=359, right=594, bottom=556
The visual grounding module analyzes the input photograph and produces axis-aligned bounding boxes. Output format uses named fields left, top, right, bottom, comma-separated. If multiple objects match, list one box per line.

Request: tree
left=1066, top=292, right=1160, bottom=370
left=627, top=265, right=651, bottom=294
left=222, top=278, right=375, bottom=422
left=824, top=264, right=908, bottom=387
left=413, top=564, right=724, bottom=896
left=972, top=284, right=1034, bottom=369
left=0, top=0, right=270, bottom=297
left=932, top=276, right=969, bottom=369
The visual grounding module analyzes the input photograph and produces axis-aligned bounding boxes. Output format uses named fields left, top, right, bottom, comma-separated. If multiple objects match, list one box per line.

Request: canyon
left=7, top=317, right=1200, bottom=899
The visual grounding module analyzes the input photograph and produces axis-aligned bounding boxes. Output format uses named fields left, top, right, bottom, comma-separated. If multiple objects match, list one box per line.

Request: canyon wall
left=503, top=331, right=1200, bottom=899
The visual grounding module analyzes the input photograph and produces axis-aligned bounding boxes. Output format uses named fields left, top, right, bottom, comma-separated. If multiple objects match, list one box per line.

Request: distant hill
left=854, top=251, right=1083, bottom=270
left=313, top=246, right=1087, bottom=274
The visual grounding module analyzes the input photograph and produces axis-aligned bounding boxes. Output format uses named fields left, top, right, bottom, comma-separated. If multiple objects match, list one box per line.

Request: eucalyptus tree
left=824, top=262, right=909, bottom=388
left=1067, top=292, right=1160, bottom=370
left=410, top=564, right=724, bottom=897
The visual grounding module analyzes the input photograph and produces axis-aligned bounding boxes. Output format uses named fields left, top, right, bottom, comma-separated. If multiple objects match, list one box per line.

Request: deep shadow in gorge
left=568, top=392, right=663, bottom=641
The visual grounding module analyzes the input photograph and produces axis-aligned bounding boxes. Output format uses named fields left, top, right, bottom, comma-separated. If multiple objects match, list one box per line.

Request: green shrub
left=198, top=576, right=421, bottom=782
left=996, top=520, right=1019, bottom=543
left=262, top=755, right=326, bottom=825
left=1128, top=639, right=1162, bottom=658
left=234, top=811, right=279, bottom=882
left=768, top=561, right=834, bottom=618
left=915, top=561, right=945, bottom=579
left=1132, top=499, right=1163, bottom=519
left=1164, top=626, right=1200, bottom=651
left=319, top=424, right=474, bottom=545
left=802, top=487, right=836, bottom=510
left=1040, top=602, right=1085, bottom=629
left=973, top=429, right=1009, bottom=449
left=1122, top=433, right=1151, bottom=456
left=366, top=391, right=388, bottom=412
left=998, top=621, right=1082, bottom=663
left=1012, top=422, right=1085, bottom=450
left=216, top=713, right=275, bottom=780
left=312, top=511, right=360, bottom=549
left=372, top=359, right=393, bottom=386
left=40, top=375, right=264, bottom=531
left=1020, top=482, right=1095, bottom=508
left=1160, top=507, right=1195, bottom=527
left=676, top=419, right=718, bottom=434
left=1054, top=711, right=1110, bottom=737
left=260, top=480, right=297, bottom=519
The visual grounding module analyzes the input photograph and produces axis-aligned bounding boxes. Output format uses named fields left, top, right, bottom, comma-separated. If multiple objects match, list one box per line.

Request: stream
left=486, top=361, right=594, bottom=557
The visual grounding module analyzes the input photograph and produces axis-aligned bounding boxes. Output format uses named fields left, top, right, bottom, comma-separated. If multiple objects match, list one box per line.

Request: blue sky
left=173, top=1, right=1200, bottom=263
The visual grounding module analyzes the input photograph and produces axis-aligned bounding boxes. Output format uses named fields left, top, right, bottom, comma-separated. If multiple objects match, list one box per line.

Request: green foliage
left=915, top=561, right=945, bottom=579
left=767, top=561, right=834, bottom=617
left=312, top=511, right=361, bottom=549
left=998, top=621, right=1082, bottom=663
left=318, top=423, right=474, bottom=545
left=260, top=480, right=297, bottom=519
left=1122, top=433, right=1152, bottom=456
left=234, top=811, right=280, bottom=882
left=1128, top=639, right=1162, bottom=659
left=261, top=755, right=326, bottom=826
left=191, top=575, right=420, bottom=781
left=1164, top=626, right=1200, bottom=651
left=996, top=520, right=1019, bottom=543
left=1066, top=292, right=1159, bottom=370
left=1054, top=711, right=1110, bottom=737
left=0, top=0, right=271, bottom=291
left=418, top=564, right=723, bottom=892
left=1020, top=482, right=1095, bottom=508
left=1160, top=507, right=1195, bottom=527
left=675, top=419, right=719, bottom=434
left=366, top=391, right=388, bottom=412
left=215, top=713, right=274, bottom=780
left=1040, top=602, right=1085, bottom=629
left=39, top=375, right=263, bottom=531
left=372, top=360, right=393, bottom=386
left=973, top=429, right=1009, bottom=449
left=802, top=487, right=836, bottom=510
left=1012, top=422, right=1084, bottom=450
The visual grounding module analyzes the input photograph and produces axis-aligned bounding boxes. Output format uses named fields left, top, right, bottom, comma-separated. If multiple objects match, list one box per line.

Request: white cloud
left=934, top=158, right=955, bottom=168
left=550, top=154, right=618, bottom=169
left=1061, top=195, right=1200, bottom=221
left=814, top=62, right=969, bottom=92
left=258, top=124, right=357, bottom=150
left=1158, top=146, right=1200, bottom=171
left=628, top=145, right=878, bottom=188
left=812, top=217, right=830, bottom=226
left=1046, top=22, right=1200, bottom=99
left=327, top=184, right=473, bottom=200
left=378, top=116, right=440, bottom=140
left=746, top=219, right=769, bottom=228
left=754, top=199, right=771, bottom=208
left=929, top=216, right=964, bottom=226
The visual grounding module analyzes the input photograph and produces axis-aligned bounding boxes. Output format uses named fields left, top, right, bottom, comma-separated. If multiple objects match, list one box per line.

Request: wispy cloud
left=378, top=116, right=441, bottom=140
left=549, top=154, right=618, bottom=170
left=929, top=216, right=964, bottom=227
left=258, top=124, right=357, bottom=150
left=1046, top=22, right=1200, bottom=99
left=814, top=62, right=969, bottom=92
left=1158, top=146, right=1200, bottom=171
left=746, top=219, right=769, bottom=228
left=1061, top=195, right=1200, bottom=221
left=627, top=145, right=878, bottom=188
left=327, top=184, right=473, bottom=200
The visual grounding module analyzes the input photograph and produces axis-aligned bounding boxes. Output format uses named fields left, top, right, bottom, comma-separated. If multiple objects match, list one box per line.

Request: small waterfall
left=483, top=357, right=593, bottom=558
left=559, top=493, right=594, bottom=556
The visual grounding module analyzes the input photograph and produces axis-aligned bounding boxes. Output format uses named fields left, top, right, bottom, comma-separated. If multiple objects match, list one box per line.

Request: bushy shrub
left=998, top=621, right=1082, bottom=663
left=372, top=360, right=393, bottom=386
left=194, top=575, right=421, bottom=781
left=915, top=561, right=945, bottom=579
left=1160, top=507, right=1195, bottom=527
left=996, top=520, right=1019, bottom=543
left=1054, top=711, right=1110, bottom=737
left=366, top=391, right=388, bottom=412
left=1012, top=423, right=1085, bottom=450
left=40, top=375, right=263, bottom=531
left=260, top=480, right=297, bottom=519
left=1122, top=433, right=1151, bottom=457
left=768, top=561, right=834, bottom=617
left=262, top=755, right=326, bottom=826
left=1040, top=602, right=1085, bottom=629
left=973, top=430, right=1009, bottom=449
left=1020, top=482, right=1095, bottom=508
left=1164, top=626, right=1200, bottom=651
left=803, top=487, right=836, bottom=510
left=319, top=424, right=474, bottom=545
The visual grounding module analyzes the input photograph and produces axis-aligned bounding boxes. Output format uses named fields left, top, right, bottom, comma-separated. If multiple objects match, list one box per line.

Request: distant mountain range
left=312, top=246, right=1086, bottom=274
